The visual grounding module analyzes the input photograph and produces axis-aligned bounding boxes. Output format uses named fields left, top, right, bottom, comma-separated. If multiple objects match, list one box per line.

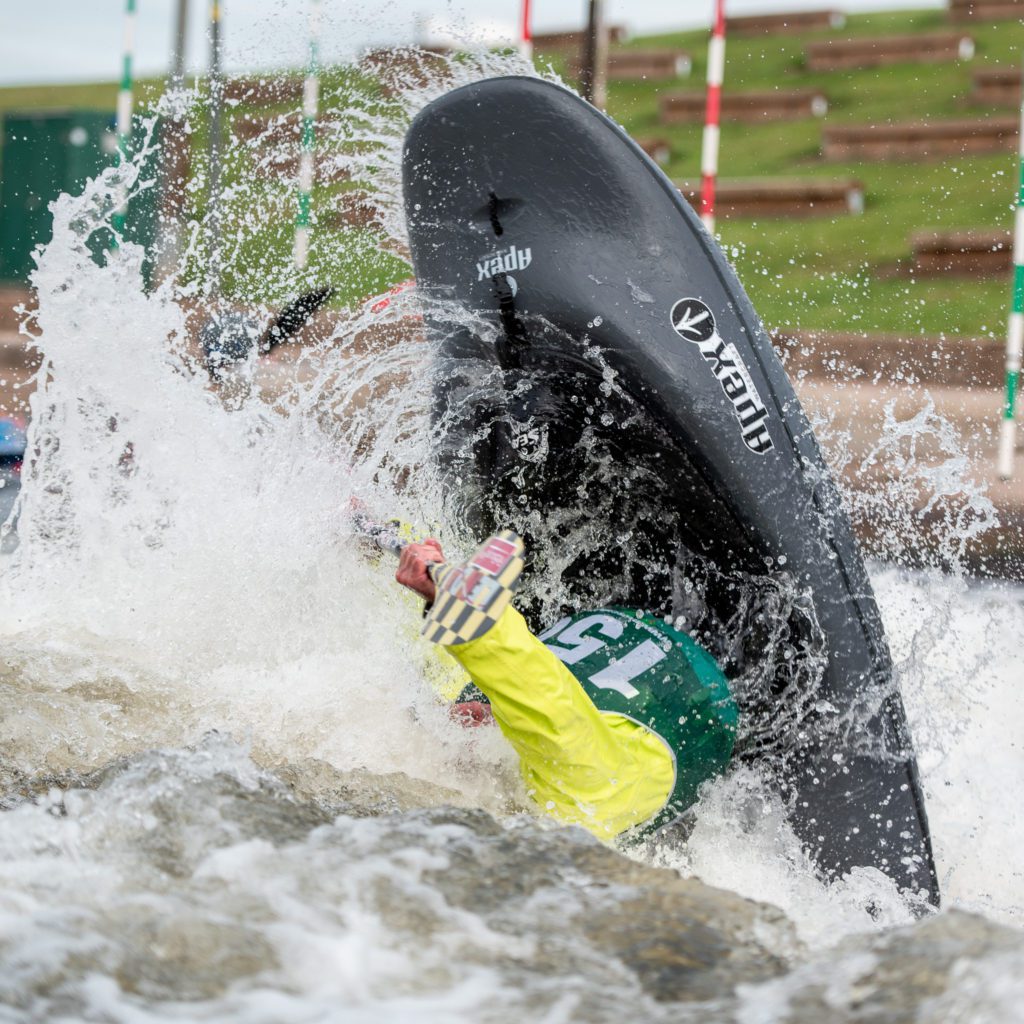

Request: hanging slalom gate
left=293, top=0, right=322, bottom=270
left=998, top=60, right=1024, bottom=480
left=700, top=0, right=726, bottom=233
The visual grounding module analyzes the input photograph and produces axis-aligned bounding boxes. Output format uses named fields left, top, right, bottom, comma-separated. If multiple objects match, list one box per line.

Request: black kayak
left=402, top=75, right=939, bottom=906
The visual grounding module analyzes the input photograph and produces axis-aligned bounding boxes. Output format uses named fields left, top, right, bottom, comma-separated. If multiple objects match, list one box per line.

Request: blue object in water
left=0, top=417, right=26, bottom=460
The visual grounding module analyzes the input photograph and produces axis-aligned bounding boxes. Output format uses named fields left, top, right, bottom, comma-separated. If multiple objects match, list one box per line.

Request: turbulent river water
left=1, top=44, right=1023, bottom=1024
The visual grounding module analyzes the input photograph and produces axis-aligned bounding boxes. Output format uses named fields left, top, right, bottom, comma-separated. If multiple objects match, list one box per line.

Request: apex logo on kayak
left=476, top=244, right=532, bottom=281
left=670, top=298, right=775, bottom=455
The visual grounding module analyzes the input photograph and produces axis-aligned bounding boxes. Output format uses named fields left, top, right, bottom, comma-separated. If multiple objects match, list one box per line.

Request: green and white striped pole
left=111, top=0, right=138, bottom=244
left=293, top=0, right=321, bottom=269
left=998, top=65, right=1024, bottom=480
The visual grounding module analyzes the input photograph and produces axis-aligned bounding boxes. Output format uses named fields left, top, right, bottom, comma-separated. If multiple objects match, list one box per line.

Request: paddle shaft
left=352, top=514, right=440, bottom=576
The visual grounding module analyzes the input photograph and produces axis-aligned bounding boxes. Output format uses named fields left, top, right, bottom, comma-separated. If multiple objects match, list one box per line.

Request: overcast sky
left=1, top=0, right=941, bottom=86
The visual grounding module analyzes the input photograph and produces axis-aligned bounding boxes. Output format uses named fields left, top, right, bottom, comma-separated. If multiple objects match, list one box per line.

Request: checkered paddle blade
left=422, top=531, right=525, bottom=646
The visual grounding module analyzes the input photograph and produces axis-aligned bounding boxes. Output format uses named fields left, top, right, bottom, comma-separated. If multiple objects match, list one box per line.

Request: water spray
left=700, top=0, right=726, bottom=234
left=110, top=0, right=138, bottom=246
left=293, top=0, right=322, bottom=270
left=998, top=60, right=1024, bottom=480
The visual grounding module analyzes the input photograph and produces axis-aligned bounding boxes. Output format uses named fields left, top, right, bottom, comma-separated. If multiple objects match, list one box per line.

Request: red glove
left=396, top=539, right=444, bottom=602
left=450, top=700, right=494, bottom=728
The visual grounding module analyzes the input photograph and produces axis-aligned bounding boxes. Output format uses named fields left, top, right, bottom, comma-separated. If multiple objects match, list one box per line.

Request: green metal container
left=0, top=109, right=159, bottom=283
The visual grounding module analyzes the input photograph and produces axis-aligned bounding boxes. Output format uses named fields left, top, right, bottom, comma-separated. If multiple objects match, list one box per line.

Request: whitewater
left=0, top=42, right=1022, bottom=1024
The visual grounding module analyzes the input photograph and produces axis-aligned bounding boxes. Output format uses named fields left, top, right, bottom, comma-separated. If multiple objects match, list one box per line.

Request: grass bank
left=2, top=7, right=1023, bottom=336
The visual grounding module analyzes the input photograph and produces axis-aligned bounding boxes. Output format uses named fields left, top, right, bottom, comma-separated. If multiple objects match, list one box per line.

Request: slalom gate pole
left=699, top=0, right=726, bottom=234
left=520, top=0, right=533, bottom=60
left=111, top=0, right=138, bottom=246
left=293, top=0, right=322, bottom=270
left=998, top=62, right=1024, bottom=480
left=207, top=0, right=224, bottom=292
left=154, top=0, right=190, bottom=283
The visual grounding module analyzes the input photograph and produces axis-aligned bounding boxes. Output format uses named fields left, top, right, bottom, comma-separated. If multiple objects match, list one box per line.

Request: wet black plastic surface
left=403, top=76, right=938, bottom=905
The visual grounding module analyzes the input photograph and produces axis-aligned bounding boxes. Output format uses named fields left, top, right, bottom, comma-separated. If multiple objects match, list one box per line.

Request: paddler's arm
left=396, top=543, right=676, bottom=839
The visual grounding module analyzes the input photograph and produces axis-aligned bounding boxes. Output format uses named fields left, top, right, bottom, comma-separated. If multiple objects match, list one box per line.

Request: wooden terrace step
left=726, top=9, right=846, bottom=34
left=660, top=88, right=828, bottom=124
left=908, top=228, right=1012, bottom=276
left=569, top=48, right=692, bottom=81
left=677, top=178, right=864, bottom=218
left=948, top=0, right=1024, bottom=22
left=971, top=68, right=1022, bottom=106
left=222, top=76, right=303, bottom=106
left=804, top=31, right=974, bottom=71
left=532, top=25, right=628, bottom=52
left=822, top=117, right=1018, bottom=160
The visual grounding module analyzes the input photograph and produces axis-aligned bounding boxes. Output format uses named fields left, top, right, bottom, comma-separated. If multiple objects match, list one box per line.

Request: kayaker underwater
left=395, top=535, right=739, bottom=842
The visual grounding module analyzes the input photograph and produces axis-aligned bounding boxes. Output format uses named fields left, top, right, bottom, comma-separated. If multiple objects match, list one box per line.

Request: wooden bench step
left=635, top=137, right=672, bottom=165
left=773, top=328, right=1002, bottom=388
left=532, top=25, right=628, bottom=52
left=569, top=49, right=691, bottom=81
left=660, top=88, right=828, bottom=124
left=805, top=31, right=974, bottom=71
left=233, top=113, right=304, bottom=144
left=0, top=288, right=33, bottom=335
left=358, top=47, right=454, bottom=95
left=232, top=113, right=352, bottom=146
left=677, top=178, right=864, bottom=217
left=726, top=9, right=845, bottom=34
left=909, top=228, right=1012, bottom=275
left=222, top=77, right=302, bottom=106
left=257, top=153, right=352, bottom=184
left=949, top=0, right=1024, bottom=22
left=822, top=117, right=1018, bottom=160
left=0, top=333, right=40, bottom=373
left=972, top=68, right=1022, bottom=106
left=322, top=191, right=384, bottom=231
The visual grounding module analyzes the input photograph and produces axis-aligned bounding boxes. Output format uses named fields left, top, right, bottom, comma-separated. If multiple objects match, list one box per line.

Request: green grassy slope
left=600, top=7, right=1024, bottom=337
left=2, top=6, right=1023, bottom=335
left=0, top=79, right=165, bottom=118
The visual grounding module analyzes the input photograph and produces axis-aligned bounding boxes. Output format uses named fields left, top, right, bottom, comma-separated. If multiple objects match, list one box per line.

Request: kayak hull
left=402, top=76, right=938, bottom=905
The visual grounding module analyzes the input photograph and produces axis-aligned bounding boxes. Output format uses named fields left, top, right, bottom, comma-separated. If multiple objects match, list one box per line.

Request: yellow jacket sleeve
left=446, top=606, right=676, bottom=839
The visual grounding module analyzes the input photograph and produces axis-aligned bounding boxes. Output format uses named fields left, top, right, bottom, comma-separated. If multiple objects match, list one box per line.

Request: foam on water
left=1, top=28, right=1023, bottom=1021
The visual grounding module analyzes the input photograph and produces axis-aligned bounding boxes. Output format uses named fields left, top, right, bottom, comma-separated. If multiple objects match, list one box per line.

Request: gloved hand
left=396, top=539, right=444, bottom=603
left=450, top=700, right=494, bottom=728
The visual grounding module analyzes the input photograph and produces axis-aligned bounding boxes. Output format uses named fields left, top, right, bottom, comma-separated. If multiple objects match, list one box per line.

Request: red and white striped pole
left=520, top=0, right=533, bottom=60
left=700, top=0, right=726, bottom=234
